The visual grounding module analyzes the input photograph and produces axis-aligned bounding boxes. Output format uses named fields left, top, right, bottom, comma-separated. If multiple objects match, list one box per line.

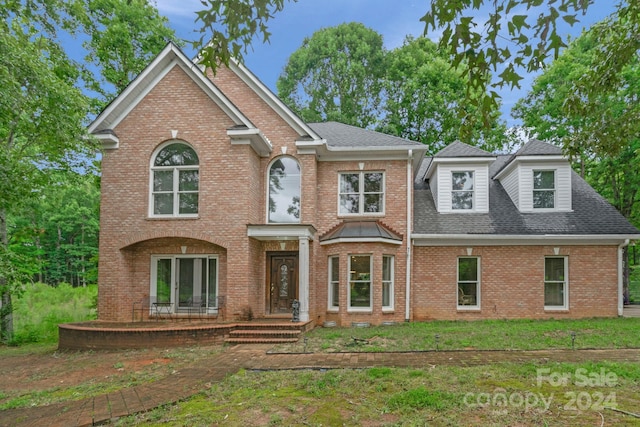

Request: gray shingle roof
left=434, top=141, right=495, bottom=158
left=308, top=122, right=424, bottom=148
left=321, top=220, right=402, bottom=242
left=413, top=155, right=640, bottom=236
left=516, top=139, right=563, bottom=156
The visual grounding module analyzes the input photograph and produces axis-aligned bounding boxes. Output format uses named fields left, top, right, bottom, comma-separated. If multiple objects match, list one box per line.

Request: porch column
left=298, top=236, right=310, bottom=322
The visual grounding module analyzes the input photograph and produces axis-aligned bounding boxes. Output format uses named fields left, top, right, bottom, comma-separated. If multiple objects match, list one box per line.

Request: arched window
left=150, top=142, right=199, bottom=217
left=268, top=156, right=301, bottom=223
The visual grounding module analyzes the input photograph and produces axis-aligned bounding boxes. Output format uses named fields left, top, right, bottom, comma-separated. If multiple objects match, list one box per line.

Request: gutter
left=406, top=149, right=413, bottom=322
left=619, top=239, right=630, bottom=316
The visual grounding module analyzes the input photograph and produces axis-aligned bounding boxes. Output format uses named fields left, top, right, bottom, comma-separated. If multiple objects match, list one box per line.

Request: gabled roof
left=88, top=42, right=254, bottom=142
left=413, top=155, right=640, bottom=243
left=515, top=139, right=563, bottom=156
left=435, top=141, right=494, bottom=158
left=320, top=220, right=403, bottom=245
left=308, top=122, right=424, bottom=149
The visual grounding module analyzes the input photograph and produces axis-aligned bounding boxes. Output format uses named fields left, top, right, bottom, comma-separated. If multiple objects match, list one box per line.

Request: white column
left=298, top=237, right=310, bottom=322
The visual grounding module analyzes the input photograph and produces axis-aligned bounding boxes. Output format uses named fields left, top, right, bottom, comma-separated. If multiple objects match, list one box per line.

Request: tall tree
left=82, top=0, right=179, bottom=105
left=0, top=18, right=94, bottom=341
left=380, top=36, right=508, bottom=154
left=276, top=22, right=385, bottom=128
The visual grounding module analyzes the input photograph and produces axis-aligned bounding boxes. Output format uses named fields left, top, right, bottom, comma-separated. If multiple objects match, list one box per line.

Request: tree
left=82, top=0, right=179, bottom=105
left=194, top=1, right=639, bottom=152
left=276, top=22, right=385, bottom=128
left=380, top=36, right=508, bottom=154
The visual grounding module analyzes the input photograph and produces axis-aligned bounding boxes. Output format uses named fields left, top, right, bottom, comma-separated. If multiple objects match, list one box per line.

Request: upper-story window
left=268, top=156, right=301, bottom=223
left=533, top=170, right=555, bottom=209
left=451, top=171, right=474, bottom=210
left=339, top=172, right=384, bottom=215
left=150, top=142, right=199, bottom=217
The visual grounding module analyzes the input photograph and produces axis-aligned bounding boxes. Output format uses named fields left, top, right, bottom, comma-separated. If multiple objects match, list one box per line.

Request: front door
left=268, top=253, right=298, bottom=314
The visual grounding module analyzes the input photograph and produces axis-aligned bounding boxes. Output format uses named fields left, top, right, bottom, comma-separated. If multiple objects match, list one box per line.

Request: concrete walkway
left=2, top=347, right=639, bottom=427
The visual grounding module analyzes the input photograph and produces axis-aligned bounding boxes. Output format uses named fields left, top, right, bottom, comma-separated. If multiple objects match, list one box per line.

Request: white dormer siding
left=497, top=159, right=572, bottom=212
left=431, top=162, right=490, bottom=213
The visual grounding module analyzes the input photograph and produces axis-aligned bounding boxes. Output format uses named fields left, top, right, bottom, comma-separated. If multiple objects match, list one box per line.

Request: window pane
left=340, top=194, right=360, bottom=214
left=382, top=257, right=391, bottom=281
left=332, top=282, right=340, bottom=307
left=458, top=258, right=478, bottom=281
left=154, top=193, right=173, bottom=215
left=350, top=282, right=371, bottom=307
left=340, top=173, right=360, bottom=193
left=534, top=171, right=554, bottom=189
left=330, top=257, right=340, bottom=282
left=154, top=170, right=173, bottom=192
left=351, top=256, right=370, bottom=276
left=534, top=190, right=555, bottom=209
left=545, top=258, right=565, bottom=281
left=364, top=193, right=383, bottom=212
left=382, top=283, right=391, bottom=306
left=156, top=259, right=172, bottom=303
left=269, top=157, right=301, bottom=223
left=452, top=172, right=474, bottom=191
left=154, top=143, right=199, bottom=166
left=452, top=191, right=473, bottom=210
left=364, top=172, right=383, bottom=192
left=179, top=193, right=198, bottom=214
left=545, top=282, right=564, bottom=306
left=350, top=255, right=371, bottom=308
left=458, top=282, right=477, bottom=305
left=208, top=258, right=217, bottom=308
left=179, top=170, right=199, bottom=191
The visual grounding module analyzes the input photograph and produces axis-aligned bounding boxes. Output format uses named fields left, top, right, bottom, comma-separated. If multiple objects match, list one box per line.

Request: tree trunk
left=0, top=208, right=14, bottom=343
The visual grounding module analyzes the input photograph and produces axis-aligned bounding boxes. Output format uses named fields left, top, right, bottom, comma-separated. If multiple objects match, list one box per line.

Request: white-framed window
left=451, top=171, right=474, bottom=210
left=457, top=257, right=480, bottom=309
left=382, top=255, right=394, bottom=311
left=150, top=142, right=199, bottom=217
left=544, top=256, right=568, bottom=309
left=348, top=254, right=372, bottom=310
left=268, top=156, right=301, bottom=223
left=328, top=256, right=340, bottom=310
left=339, top=172, right=384, bottom=215
left=150, top=255, right=219, bottom=314
left=533, top=170, right=555, bottom=209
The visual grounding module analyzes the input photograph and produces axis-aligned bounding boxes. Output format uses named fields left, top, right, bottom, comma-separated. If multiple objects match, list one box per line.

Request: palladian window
left=268, top=156, right=301, bottom=223
left=150, top=142, right=199, bottom=217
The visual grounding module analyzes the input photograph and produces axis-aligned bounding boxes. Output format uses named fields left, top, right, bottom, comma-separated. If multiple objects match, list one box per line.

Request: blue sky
left=155, top=0, right=615, bottom=127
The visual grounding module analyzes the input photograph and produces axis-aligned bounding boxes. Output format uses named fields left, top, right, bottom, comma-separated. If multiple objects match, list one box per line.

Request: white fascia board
left=320, top=237, right=403, bottom=246
left=494, top=155, right=567, bottom=180
left=247, top=224, right=316, bottom=241
left=95, top=132, right=119, bottom=150
left=89, top=43, right=253, bottom=136
left=227, top=128, right=273, bottom=157
left=411, top=234, right=640, bottom=246
left=229, top=59, right=322, bottom=140
left=425, top=156, right=496, bottom=180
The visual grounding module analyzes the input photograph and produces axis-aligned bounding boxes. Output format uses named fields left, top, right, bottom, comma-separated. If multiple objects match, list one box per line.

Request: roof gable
left=435, top=141, right=494, bottom=158
left=515, top=139, right=563, bottom=156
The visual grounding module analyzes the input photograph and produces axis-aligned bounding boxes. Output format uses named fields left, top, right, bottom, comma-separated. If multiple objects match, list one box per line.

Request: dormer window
left=533, top=170, right=555, bottom=209
left=451, top=171, right=474, bottom=210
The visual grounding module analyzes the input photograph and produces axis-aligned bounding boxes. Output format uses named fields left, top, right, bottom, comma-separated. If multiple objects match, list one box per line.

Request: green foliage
left=387, top=387, right=457, bottom=411
left=10, top=283, right=97, bottom=345
left=277, top=22, right=386, bottom=128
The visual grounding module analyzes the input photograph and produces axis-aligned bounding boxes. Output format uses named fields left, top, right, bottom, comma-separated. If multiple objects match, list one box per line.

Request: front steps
left=225, top=322, right=307, bottom=344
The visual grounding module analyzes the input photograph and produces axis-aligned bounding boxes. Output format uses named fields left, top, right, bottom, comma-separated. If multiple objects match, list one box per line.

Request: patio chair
left=186, top=297, right=206, bottom=319
left=458, top=287, right=474, bottom=306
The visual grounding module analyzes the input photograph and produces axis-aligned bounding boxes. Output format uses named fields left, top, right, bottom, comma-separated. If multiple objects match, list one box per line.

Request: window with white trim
left=382, top=255, right=394, bottom=310
left=268, top=156, right=301, bottom=223
left=457, top=257, right=480, bottom=308
left=533, top=170, right=555, bottom=209
left=451, top=171, right=474, bottom=210
left=339, top=172, right=384, bottom=215
left=544, top=257, right=567, bottom=309
left=151, top=142, right=199, bottom=217
left=348, top=255, right=372, bottom=310
left=328, top=256, right=339, bottom=310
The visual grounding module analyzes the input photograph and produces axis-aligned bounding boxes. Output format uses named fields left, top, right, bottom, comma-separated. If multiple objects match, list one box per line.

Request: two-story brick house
left=89, top=43, right=639, bottom=326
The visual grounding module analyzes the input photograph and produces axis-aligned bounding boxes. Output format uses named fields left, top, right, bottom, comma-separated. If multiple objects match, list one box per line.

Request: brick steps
left=225, top=326, right=302, bottom=344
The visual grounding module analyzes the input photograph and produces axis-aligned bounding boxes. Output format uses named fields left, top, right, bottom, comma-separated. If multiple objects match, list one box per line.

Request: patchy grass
left=272, top=317, right=640, bottom=353
left=118, top=361, right=640, bottom=426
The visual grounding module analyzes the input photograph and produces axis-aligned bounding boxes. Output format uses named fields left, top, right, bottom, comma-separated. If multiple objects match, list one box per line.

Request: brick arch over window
left=119, top=231, right=229, bottom=251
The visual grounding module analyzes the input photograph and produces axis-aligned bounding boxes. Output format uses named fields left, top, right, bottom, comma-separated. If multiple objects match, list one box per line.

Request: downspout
left=405, top=150, right=413, bottom=322
left=618, top=239, right=630, bottom=316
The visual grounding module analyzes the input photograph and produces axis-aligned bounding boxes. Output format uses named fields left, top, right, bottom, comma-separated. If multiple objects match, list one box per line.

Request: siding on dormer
left=431, top=163, right=490, bottom=213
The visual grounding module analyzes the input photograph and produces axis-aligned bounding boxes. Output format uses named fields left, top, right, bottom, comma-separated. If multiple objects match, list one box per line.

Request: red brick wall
left=412, top=245, right=619, bottom=320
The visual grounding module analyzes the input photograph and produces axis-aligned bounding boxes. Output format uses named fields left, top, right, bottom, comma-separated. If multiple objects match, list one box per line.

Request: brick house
left=89, top=43, right=639, bottom=326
